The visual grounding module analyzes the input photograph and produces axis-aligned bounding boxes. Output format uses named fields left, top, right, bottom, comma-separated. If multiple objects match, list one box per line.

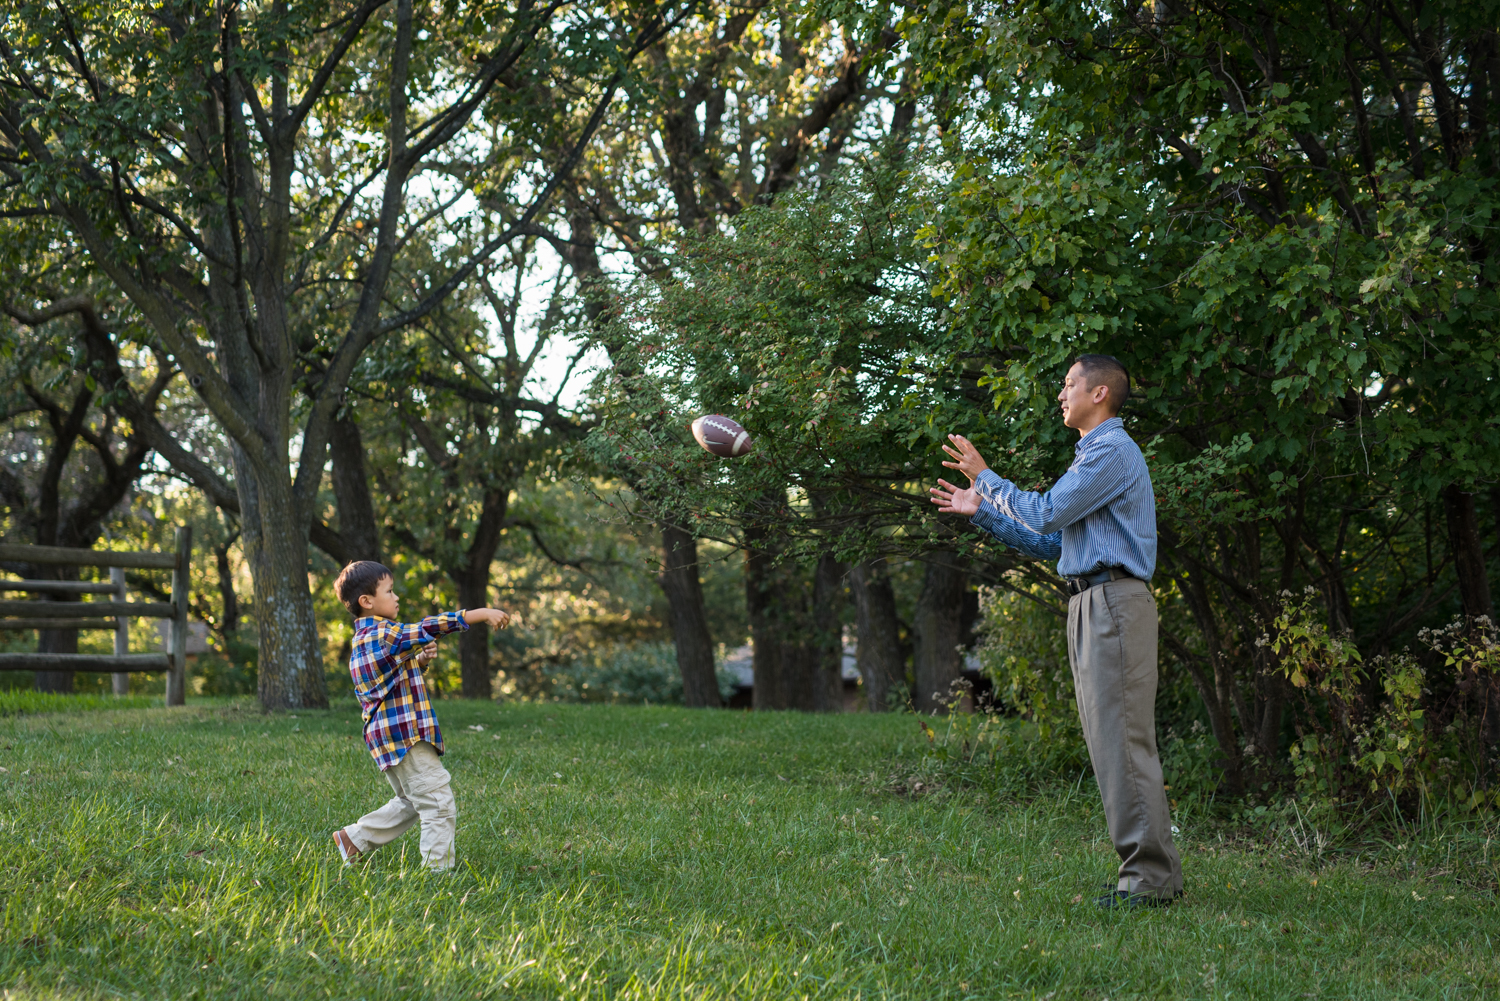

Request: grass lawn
left=1, top=699, right=1495, bottom=1000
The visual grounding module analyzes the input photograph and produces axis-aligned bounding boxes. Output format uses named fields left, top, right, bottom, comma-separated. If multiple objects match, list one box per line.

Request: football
left=691, top=414, right=754, bottom=457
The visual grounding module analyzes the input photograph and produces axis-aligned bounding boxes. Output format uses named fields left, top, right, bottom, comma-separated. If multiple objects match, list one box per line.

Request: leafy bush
left=194, top=632, right=259, bottom=697
left=971, top=583, right=1079, bottom=744
left=961, top=581, right=1500, bottom=824
left=1272, top=590, right=1500, bottom=817
left=539, top=642, right=739, bottom=705
left=963, top=584, right=1216, bottom=809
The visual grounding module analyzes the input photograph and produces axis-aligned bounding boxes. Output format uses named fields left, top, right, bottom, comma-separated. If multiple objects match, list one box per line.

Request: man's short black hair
left=335, top=560, right=391, bottom=617
left=1074, top=353, right=1130, bottom=413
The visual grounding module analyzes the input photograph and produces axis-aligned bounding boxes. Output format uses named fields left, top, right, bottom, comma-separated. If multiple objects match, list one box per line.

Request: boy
left=331, top=560, right=511, bottom=871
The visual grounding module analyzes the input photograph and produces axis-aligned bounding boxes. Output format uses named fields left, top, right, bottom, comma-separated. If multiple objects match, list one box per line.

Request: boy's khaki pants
left=343, top=740, right=456, bottom=870
left=1067, top=577, right=1183, bottom=899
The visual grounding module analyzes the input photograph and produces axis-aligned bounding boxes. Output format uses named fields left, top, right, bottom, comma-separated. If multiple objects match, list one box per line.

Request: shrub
left=1270, top=590, right=1500, bottom=818
left=971, top=582, right=1079, bottom=743
left=194, top=632, right=259, bottom=697
left=539, top=642, right=739, bottom=705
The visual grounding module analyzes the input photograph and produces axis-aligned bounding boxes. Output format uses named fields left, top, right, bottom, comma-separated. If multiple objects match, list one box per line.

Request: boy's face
left=358, top=575, right=400, bottom=620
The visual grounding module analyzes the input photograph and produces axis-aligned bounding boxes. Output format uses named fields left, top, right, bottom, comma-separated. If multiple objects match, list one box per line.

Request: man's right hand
left=929, top=478, right=981, bottom=517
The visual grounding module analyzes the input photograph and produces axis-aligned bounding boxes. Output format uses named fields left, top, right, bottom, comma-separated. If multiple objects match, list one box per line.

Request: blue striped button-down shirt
left=968, top=416, right=1157, bottom=581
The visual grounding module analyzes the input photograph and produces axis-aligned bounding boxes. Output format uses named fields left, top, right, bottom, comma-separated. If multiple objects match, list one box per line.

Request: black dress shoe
left=1094, top=889, right=1180, bottom=910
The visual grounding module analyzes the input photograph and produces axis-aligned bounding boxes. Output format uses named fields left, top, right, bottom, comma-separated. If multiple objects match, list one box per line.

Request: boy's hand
left=465, top=607, right=512, bottom=629
left=414, top=642, right=438, bottom=667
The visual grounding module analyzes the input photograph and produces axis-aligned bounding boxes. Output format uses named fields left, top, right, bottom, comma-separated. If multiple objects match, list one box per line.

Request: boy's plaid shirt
left=349, top=611, right=468, bottom=770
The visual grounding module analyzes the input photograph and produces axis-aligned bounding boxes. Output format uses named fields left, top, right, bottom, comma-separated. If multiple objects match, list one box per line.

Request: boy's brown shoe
left=333, top=829, right=362, bottom=866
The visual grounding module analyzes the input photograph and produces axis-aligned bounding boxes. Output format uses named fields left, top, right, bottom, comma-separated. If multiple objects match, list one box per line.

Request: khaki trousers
left=1067, top=576, right=1183, bottom=898
left=343, top=740, right=456, bottom=870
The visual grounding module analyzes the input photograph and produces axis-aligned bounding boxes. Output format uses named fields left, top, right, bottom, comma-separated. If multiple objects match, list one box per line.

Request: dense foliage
left=592, top=0, right=1500, bottom=815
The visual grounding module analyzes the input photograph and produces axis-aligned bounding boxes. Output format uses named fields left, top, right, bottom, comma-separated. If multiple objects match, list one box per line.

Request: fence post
left=167, top=526, right=191, bottom=706
left=111, top=567, right=129, bottom=696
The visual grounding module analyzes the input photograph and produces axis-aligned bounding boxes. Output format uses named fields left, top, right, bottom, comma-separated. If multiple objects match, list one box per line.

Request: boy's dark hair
left=335, top=561, right=392, bottom=616
left=1075, top=353, right=1130, bottom=413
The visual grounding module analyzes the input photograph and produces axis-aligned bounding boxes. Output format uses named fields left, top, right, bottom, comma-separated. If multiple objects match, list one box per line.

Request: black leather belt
left=1066, top=567, right=1135, bottom=596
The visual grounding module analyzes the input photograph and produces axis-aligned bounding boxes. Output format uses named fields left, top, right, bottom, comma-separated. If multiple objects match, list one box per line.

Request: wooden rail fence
left=0, top=528, right=192, bottom=705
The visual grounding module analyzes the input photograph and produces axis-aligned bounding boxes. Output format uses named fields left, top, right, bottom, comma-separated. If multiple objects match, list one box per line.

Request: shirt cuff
left=974, top=468, right=1010, bottom=506
left=969, top=503, right=1006, bottom=543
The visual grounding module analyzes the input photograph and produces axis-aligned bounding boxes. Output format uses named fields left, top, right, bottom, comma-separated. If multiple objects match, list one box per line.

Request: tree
left=0, top=222, right=176, bottom=691
left=583, top=157, right=1024, bottom=710
left=354, top=236, right=592, bottom=697
left=552, top=3, right=907, bottom=706
left=0, top=0, right=693, bottom=707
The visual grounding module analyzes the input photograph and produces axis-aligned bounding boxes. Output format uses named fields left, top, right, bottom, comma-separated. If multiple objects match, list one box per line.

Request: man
left=929, top=353, right=1183, bottom=909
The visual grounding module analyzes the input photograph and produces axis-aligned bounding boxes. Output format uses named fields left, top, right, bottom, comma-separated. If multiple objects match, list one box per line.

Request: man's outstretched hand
left=929, top=434, right=990, bottom=517
left=941, top=434, right=990, bottom=480
left=929, top=478, right=981, bottom=516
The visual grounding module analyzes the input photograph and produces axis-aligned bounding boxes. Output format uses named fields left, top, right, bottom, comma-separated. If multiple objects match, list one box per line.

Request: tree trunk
left=852, top=559, right=905, bottom=711
left=240, top=452, right=327, bottom=710
left=449, top=487, right=509, bottom=699
left=457, top=573, right=492, bottom=699
left=1444, top=484, right=1493, bottom=621
left=912, top=552, right=966, bottom=714
left=562, top=203, right=721, bottom=707
left=35, top=624, right=77, bottom=693
left=330, top=415, right=383, bottom=564
left=745, top=547, right=833, bottom=711
left=745, top=520, right=819, bottom=710
left=745, top=522, right=785, bottom=710
left=809, top=553, right=847, bottom=712
left=660, top=522, right=721, bottom=707
left=34, top=565, right=78, bottom=693
left=215, top=540, right=240, bottom=635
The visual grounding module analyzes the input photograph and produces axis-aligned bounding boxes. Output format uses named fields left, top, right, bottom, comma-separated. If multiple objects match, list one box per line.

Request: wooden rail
left=0, top=618, right=119, bottom=631
left=0, top=543, right=178, bottom=569
left=0, top=580, right=118, bottom=595
left=0, top=600, right=176, bottom=619
left=0, top=653, right=171, bottom=672
left=0, top=528, right=192, bottom=704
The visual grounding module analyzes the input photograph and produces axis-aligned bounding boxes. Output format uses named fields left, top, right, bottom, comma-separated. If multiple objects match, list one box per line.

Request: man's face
left=1057, top=362, right=1111, bottom=430
left=358, top=575, right=400, bottom=620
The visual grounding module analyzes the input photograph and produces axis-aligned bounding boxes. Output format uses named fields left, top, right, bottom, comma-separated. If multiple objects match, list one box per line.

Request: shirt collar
left=1075, top=415, right=1124, bottom=450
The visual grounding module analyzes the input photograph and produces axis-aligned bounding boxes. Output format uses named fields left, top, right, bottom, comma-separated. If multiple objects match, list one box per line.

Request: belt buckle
left=1067, top=577, right=1086, bottom=596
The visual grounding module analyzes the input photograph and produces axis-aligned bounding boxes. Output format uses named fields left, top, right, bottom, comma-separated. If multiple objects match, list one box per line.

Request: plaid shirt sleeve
left=349, top=611, right=469, bottom=769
